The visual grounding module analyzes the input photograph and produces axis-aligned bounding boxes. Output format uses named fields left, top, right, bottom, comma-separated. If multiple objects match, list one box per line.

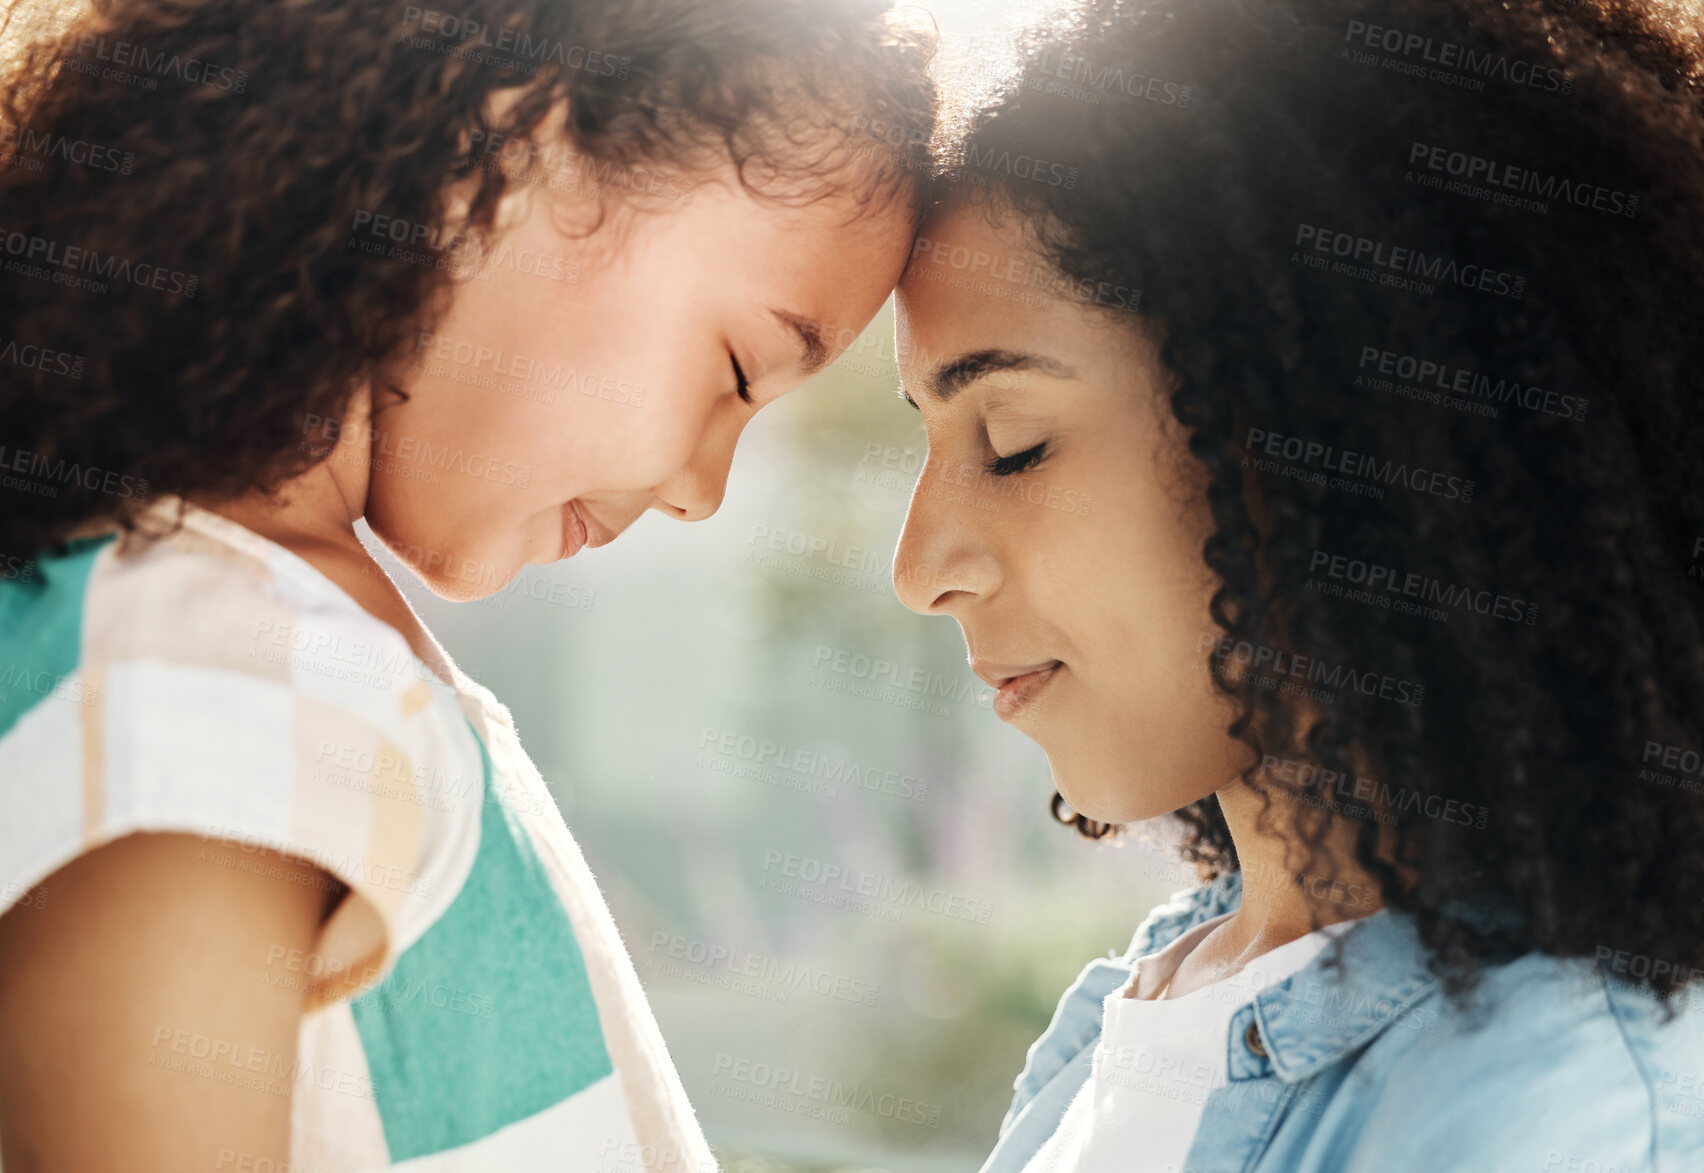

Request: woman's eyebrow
left=928, top=349, right=1077, bottom=401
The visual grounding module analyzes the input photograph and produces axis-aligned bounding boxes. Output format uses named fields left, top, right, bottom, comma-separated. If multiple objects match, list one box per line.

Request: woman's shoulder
left=1342, top=953, right=1704, bottom=1170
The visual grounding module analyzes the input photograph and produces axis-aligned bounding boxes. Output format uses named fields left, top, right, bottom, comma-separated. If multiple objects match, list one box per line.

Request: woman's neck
left=1158, top=781, right=1384, bottom=1000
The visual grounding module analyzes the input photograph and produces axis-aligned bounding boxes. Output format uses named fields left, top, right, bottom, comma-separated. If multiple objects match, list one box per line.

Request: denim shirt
left=980, top=871, right=1704, bottom=1173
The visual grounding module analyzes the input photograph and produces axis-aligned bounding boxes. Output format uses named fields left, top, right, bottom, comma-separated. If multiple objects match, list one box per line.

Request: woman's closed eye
left=986, top=441, right=1048, bottom=477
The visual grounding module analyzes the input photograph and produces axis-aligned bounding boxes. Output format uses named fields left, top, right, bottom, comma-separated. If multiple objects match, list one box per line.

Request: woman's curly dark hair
left=0, top=0, right=935, bottom=555
left=938, top=0, right=1704, bottom=1007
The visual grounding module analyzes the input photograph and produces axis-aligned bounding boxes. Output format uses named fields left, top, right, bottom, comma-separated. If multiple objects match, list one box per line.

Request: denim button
left=1245, top=1020, right=1268, bottom=1059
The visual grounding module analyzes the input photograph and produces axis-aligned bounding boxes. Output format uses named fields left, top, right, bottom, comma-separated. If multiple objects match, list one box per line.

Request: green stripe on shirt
left=0, top=534, right=113, bottom=739
left=351, top=724, right=615, bottom=1160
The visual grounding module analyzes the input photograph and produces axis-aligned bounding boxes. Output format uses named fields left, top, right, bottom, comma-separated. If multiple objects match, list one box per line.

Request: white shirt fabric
left=1020, top=911, right=1359, bottom=1173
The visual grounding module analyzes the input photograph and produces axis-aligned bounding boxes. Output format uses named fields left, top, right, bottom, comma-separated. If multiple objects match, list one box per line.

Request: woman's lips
left=974, top=660, right=1064, bottom=721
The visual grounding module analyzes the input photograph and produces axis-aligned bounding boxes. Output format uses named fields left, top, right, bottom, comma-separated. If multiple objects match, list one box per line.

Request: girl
left=0, top=0, right=933, bottom=1169
left=892, top=0, right=1704, bottom=1169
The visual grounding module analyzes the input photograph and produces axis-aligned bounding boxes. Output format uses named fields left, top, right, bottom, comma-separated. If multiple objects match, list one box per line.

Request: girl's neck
left=190, top=388, right=459, bottom=687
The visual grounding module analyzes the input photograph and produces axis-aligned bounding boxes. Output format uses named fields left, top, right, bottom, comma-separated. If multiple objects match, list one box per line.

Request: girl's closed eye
left=987, top=441, right=1049, bottom=477
left=731, top=353, right=753, bottom=405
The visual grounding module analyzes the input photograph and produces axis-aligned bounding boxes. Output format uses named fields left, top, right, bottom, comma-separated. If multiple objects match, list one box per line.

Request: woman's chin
left=1051, top=765, right=1204, bottom=828
left=1051, top=778, right=1139, bottom=827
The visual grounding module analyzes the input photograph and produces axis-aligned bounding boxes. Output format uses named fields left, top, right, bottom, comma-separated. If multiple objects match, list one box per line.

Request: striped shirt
left=0, top=498, right=714, bottom=1172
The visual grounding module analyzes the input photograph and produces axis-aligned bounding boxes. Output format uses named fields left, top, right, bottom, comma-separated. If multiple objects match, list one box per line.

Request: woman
left=0, top=0, right=933, bottom=1168
left=892, top=0, right=1704, bottom=1169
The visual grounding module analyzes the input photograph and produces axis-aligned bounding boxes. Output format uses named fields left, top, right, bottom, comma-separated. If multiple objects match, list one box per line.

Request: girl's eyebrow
left=772, top=309, right=830, bottom=375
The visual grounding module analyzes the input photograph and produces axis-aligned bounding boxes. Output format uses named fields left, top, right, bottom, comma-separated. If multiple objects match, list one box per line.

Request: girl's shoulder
left=0, top=501, right=488, bottom=1003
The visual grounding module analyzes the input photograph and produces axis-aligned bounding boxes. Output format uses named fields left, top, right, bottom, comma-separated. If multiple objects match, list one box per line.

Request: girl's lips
left=989, top=662, right=1063, bottom=721
left=560, top=499, right=620, bottom=560
left=560, top=500, right=589, bottom=560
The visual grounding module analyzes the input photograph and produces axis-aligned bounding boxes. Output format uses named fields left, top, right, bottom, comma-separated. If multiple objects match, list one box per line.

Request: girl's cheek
left=583, top=405, right=702, bottom=493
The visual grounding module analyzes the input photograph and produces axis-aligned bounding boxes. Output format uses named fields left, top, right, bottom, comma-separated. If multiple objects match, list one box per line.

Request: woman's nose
left=892, top=457, right=997, bottom=613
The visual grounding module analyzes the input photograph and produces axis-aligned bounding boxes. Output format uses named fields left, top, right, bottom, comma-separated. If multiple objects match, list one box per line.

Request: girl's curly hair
left=0, top=0, right=935, bottom=555
left=939, top=0, right=1704, bottom=1006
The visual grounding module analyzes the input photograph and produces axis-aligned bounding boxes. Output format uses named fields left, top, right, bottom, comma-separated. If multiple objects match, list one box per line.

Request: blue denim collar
left=1141, top=869, right=1441, bottom=1082
left=1253, top=906, right=1438, bottom=1080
